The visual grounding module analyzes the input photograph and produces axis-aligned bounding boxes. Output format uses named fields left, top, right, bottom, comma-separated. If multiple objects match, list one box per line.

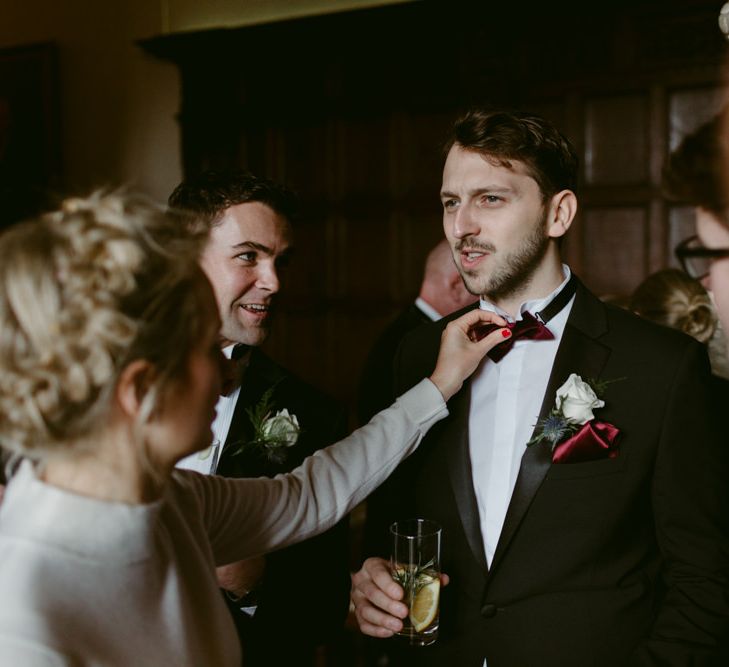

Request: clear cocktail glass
left=390, top=518, right=442, bottom=646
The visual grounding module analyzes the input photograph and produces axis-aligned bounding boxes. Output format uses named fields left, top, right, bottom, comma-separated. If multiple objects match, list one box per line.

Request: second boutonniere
left=528, top=373, right=621, bottom=464
left=232, top=384, right=301, bottom=464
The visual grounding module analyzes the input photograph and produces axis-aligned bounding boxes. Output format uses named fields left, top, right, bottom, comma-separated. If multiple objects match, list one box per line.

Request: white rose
left=261, top=409, right=300, bottom=447
left=555, top=373, right=604, bottom=425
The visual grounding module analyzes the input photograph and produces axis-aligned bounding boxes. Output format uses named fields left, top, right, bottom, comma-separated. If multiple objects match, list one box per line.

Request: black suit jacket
left=357, top=302, right=432, bottom=425
left=215, top=349, right=350, bottom=666
left=370, top=278, right=729, bottom=667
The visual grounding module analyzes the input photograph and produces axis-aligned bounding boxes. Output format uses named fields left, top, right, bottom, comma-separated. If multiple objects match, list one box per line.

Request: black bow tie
left=231, top=344, right=250, bottom=360
left=469, top=274, right=577, bottom=362
left=221, top=344, right=251, bottom=395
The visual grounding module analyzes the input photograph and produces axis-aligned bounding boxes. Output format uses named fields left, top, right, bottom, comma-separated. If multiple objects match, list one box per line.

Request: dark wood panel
left=582, top=207, right=648, bottom=296
left=584, top=95, right=648, bottom=185
left=667, top=206, right=697, bottom=269
left=668, top=86, right=726, bottom=149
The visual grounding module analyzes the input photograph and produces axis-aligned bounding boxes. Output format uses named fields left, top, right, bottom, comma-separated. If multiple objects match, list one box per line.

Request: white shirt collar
left=479, top=265, right=572, bottom=323
left=415, top=297, right=442, bottom=322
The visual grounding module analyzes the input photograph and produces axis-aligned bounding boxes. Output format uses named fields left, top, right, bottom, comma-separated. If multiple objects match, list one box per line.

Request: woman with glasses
left=665, top=111, right=729, bottom=336
left=0, top=193, right=509, bottom=666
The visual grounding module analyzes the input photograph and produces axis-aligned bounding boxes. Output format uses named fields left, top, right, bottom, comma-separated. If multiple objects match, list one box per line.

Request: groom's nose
left=255, top=260, right=280, bottom=293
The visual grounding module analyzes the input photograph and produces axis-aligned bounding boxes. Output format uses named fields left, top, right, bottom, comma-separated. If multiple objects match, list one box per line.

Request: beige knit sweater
left=0, top=379, right=446, bottom=666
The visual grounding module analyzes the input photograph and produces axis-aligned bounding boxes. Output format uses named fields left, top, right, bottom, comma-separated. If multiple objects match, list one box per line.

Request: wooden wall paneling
left=668, top=85, right=726, bottom=150
left=333, top=115, right=392, bottom=302
left=390, top=110, right=453, bottom=299
left=647, top=84, right=668, bottom=274
left=582, top=206, right=648, bottom=297
left=584, top=94, right=649, bottom=186
left=337, top=206, right=393, bottom=304
left=272, top=119, right=334, bottom=199
left=384, top=112, right=410, bottom=304
left=667, top=206, right=696, bottom=269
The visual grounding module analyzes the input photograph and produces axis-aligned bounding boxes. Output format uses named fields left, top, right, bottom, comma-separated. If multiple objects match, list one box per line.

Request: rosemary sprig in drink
left=392, top=557, right=436, bottom=599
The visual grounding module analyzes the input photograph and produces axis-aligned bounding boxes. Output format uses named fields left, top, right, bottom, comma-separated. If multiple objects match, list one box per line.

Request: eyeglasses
left=675, top=235, right=729, bottom=280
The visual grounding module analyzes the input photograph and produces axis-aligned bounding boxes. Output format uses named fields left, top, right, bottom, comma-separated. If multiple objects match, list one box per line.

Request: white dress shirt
left=177, top=344, right=247, bottom=475
left=470, top=266, right=574, bottom=568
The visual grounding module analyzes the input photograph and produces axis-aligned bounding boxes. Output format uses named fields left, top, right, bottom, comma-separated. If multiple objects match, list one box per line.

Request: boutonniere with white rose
left=231, top=384, right=301, bottom=464
left=528, top=373, right=622, bottom=464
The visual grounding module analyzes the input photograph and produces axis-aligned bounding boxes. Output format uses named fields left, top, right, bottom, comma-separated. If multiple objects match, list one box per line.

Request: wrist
left=429, top=373, right=460, bottom=401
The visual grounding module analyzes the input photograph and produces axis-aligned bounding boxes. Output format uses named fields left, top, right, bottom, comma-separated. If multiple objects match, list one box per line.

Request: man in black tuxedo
left=351, top=109, right=729, bottom=666
left=170, top=171, right=350, bottom=665
left=357, top=238, right=476, bottom=424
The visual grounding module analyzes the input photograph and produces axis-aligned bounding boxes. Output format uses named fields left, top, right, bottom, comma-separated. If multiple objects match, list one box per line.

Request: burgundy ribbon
left=469, top=312, right=555, bottom=362
left=551, top=420, right=620, bottom=464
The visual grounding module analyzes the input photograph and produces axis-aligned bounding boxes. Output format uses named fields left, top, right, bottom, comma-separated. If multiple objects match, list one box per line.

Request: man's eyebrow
left=231, top=241, right=273, bottom=253
left=440, top=186, right=514, bottom=198
left=231, top=241, right=294, bottom=258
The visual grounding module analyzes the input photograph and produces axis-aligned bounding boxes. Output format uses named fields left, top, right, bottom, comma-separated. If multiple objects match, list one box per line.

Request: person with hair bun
left=0, top=192, right=510, bottom=666
left=630, top=268, right=717, bottom=343
left=630, top=268, right=729, bottom=391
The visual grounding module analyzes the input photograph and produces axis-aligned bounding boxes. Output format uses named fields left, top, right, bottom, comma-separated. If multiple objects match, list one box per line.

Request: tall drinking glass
left=390, top=518, right=442, bottom=646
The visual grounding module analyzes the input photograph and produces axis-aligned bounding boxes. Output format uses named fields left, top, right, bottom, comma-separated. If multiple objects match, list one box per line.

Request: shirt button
left=481, top=603, right=497, bottom=618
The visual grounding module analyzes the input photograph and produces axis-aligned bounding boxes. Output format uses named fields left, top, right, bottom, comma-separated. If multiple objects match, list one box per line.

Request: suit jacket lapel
left=219, top=351, right=284, bottom=477
left=445, top=381, right=490, bottom=573
left=488, top=281, right=611, bottom=577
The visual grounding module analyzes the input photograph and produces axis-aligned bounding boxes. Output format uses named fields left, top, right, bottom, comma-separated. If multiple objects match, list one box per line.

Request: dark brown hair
left=445, top=109, right=579, bottom=200
left=168, top=170, right=299, bottom=232
left=662, top=111, right=728, bottom=221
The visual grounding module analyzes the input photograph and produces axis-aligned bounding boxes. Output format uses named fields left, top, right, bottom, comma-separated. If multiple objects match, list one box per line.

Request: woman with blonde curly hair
left=0, top=192, right=508, bottom=666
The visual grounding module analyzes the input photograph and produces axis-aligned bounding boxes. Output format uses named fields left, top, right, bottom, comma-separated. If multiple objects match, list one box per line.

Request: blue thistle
left=541, top=414, right=570, bottom=445
left=528, top=408, right=579, bottom=448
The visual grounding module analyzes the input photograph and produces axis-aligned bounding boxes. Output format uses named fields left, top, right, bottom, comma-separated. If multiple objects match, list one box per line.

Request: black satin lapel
left=487, top=319, right=611, bottom=577
left=224, top=374, right=260, bottom=448
left=446, top=383, right=489, bottom=573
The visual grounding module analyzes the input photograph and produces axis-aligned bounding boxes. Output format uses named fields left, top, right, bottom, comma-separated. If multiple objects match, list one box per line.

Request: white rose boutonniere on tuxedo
left=260, top=409, right=300, bottom=447
left=529, top=373, right=621, bottom=464
left=556, top=373, right=605, bottom=423
left=232, top=384, right=301, bottom=463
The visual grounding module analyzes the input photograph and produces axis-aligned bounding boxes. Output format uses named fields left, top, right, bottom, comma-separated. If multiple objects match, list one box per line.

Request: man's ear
left=546, top=190, right=577, bottom=239
left=116, top=359, right=156, bottom=419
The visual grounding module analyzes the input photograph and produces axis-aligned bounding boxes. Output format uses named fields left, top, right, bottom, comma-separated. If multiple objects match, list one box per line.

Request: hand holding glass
left=390, top=519, right=441, bottom=646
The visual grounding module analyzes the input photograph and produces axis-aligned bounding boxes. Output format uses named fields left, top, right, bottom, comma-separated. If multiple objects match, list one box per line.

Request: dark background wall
left=143, top=0, right=728, bottom=412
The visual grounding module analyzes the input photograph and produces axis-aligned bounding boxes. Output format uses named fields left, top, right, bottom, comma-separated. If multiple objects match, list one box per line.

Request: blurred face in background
left=695, top=207, right=729, bottom=339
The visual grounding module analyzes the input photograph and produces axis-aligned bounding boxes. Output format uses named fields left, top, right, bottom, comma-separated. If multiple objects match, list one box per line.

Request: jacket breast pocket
left=545, top=452, right=627, bottom=480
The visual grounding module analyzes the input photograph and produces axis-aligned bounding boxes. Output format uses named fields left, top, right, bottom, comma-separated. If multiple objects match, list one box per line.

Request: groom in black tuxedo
left=352, top=109, right=729, bottom=666
left=170, top=172, right=349, bottom=666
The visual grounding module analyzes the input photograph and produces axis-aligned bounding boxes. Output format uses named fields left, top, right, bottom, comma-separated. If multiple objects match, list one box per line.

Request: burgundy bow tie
left=470, top=312, right=554, bottom=362
left=468, top=274, right=577, bottom=362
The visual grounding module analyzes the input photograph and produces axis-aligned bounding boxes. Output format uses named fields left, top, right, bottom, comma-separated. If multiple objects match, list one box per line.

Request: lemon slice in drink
left=409, top=577, right=440, bottom=632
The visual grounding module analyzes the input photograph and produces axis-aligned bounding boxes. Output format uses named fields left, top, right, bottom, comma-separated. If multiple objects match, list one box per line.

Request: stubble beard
left=459, top=210, right=551, bottom=302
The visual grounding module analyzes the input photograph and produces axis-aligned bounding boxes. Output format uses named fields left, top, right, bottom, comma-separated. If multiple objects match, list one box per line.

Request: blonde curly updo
left=630, top=269, right=717, bottom=344
left=0, top=192, right=208, bottom=459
